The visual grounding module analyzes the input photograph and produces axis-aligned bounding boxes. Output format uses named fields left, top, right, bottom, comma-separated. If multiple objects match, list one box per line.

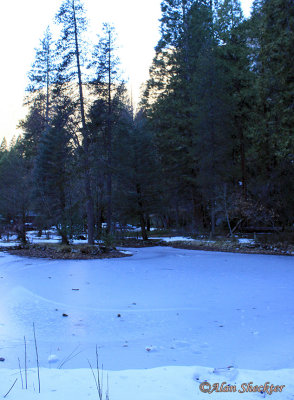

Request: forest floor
left=166, top=239, right=294, bottom=256
left=118, top=235, right=294, bottom=257
left=0, top=232, right=293, bottom=258
left=1, top=243, right=130, bottom=260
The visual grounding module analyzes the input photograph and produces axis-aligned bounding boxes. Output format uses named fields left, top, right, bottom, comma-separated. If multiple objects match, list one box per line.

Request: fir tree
left=34, top=95, right=75, bottom=244
left=0, top=142, right=31, bottom=243
left=90, top=23, right=122, bottom=234
left=248, top=0, right=294, bottom=225
left=114, top=109, right=161, bottom=240
left=27, top=27, right=55, bottom=127
left=55, top=0, right=95, bottom=244
left=0, top=138, right=7, bottom=155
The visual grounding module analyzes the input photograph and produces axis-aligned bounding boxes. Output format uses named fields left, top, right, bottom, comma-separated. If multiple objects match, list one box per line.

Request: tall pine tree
left=55, top=0, right=95, bottom=244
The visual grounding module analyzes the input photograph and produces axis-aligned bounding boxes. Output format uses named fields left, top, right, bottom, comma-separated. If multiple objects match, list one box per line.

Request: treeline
left=0, top=0, right=293, bottom=244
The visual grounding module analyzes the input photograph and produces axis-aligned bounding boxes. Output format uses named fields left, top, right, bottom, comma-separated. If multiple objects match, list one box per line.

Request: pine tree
left=0, top=142, right=31, bottom=243
left=143, top=0, right=225, bottom=233
left=19, top=97, right=47, bottom=159
left=34, top=95, right=75, bottom=244
left=247, top=0, right=294, bottom=226
left=90, top=23, right=122, bottom=234
left=55, top=0, right=95, bottom=244
left=0, top=138, right=7, bottom=155
left=114, top=109, right=161, bottom=240
left=143, top=0, right=253, bottom=234
left=27, top=27, right=55, bottom=127
left=215, top=0, right=254, bottom=199
left=259, top=0, right=294, bottom=155
left=20, top=27, right=56, bottom=160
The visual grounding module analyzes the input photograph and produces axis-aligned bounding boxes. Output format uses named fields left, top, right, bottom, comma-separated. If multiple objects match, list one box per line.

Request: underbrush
left=3, top=242, right=130, bottom=260
left=255, top=231, right=294, bottom=248
left=169, top=236, right=294, bottom=255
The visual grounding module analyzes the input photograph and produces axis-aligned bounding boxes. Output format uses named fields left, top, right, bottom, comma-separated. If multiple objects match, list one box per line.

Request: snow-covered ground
left=1, top=365, right=293, bottom=399
left=0, top=242, right=19, bottom=247
left=26, top=231, right=85, bottom=245
left=0, top=245, right=293, bottom=398
left=151, top=236, right=194, bottom=242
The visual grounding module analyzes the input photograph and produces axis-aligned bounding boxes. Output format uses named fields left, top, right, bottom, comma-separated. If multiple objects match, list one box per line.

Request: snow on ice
left=0, top=243, right=293, bottom=398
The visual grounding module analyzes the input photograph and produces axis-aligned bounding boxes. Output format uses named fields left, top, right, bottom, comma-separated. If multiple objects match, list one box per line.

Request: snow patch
left=48, top=354, right=59, bottom=363
left=0, top=366, right=292, bottom=399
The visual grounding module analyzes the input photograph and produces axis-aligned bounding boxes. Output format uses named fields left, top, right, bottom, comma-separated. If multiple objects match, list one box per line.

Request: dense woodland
left=0, top=0, right=293, bottom=244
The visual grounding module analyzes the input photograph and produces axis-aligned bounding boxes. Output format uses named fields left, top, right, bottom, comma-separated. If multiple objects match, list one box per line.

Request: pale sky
left=0, top=0, right=253, bottom=143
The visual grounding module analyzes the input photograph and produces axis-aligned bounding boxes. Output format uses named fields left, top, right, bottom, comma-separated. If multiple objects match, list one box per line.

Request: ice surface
left=0, top=245, right=293, bottom=398
left=0, top=246, right=293, bottom=371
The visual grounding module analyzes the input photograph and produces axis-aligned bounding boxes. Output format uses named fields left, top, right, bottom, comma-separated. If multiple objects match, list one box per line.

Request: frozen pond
left=0, top=246, right=293, bottom=371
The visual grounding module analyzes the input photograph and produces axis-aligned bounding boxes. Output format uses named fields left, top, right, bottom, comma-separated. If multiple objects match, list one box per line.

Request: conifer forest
left=0, top=0, right=293, bottom=245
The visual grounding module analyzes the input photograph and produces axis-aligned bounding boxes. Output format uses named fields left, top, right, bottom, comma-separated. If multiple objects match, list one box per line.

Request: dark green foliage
left=55, top=0, right=88, bottom=84
left=55, top=0, right=95, bottom=244
left=7, top=0, right=294, bottom=240
left=88, top=24, right=125, bottom=235
left=34, top=96, right=75, bottom=244
left=0, top=143, right=31, bottom=243
left=113, top=110, right=162, bottom=239
left=19, top=95, right=47, bottom=159
left=27, top=27, right=55, bottom=95
left=246, top=0, right=294, bottom=226
left=0, top=138, right=7, bottom=156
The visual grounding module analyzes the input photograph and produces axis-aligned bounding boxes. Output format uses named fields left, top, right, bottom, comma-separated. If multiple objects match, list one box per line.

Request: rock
left=48, top=354, right=59, bottom=363
left=145, top=345, right=157, bottom=352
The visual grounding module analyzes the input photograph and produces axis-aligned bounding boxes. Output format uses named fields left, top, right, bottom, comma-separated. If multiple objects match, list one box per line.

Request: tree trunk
left=59, top=184, right=69, bottom=245
left=60, top=230, right=69, bottom=245
left=224, top=184, right=233, bottom=236
left=106, top=29, right=113, bottom=234
left=146, top=216, right=151, bottom=232
left=140, top=213, right=148, bottom=241
left=210, top=200, right=215, bottom=238
left=106, top=171, right=112, bottom=234
left=18, top=210, right=27, bottom=244
left=84, top=173, right=94, bottom=244
left=73, top=3, right=94, bottom=244
left=136, top=183, right=148, bottom=241
left=239, top=125, right=247, bottom=197
left=96, top=206, right=103, bottom=239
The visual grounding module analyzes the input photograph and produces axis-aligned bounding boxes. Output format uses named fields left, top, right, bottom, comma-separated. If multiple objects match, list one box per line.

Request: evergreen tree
left=19, top=96, right=48, bottom=159
left=55, top=0, right=95, bottom=244
left=114, top=109, right=161, bottom=240
left=88, top=84, right=129, bottom=237
left=90, top=23, right=123, bottom=234
left=0, top=142, right=31, bottom=243
left=20, top=27, right=56, bottom=159
left=0, top=138, right=7, bottom=155
left=144, top=0, right=230, bottom=233
left=27, top=27, right=55, bottom=127
left=34, top=95, right=75, bottom=244
left=215, top=0, right=254, bottom=198
left=248, top=0, right=294, bottom=226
